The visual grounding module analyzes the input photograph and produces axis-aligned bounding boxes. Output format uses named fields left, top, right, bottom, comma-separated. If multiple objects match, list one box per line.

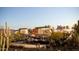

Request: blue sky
left=0, top=7, right=79, bottom=29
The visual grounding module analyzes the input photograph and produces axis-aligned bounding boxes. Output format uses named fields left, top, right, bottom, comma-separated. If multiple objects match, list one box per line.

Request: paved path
left=10, top=43, right=46, bottom=48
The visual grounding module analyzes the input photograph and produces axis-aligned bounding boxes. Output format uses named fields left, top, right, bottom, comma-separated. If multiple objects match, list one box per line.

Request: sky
left=0, top=7, right=79, bottom=29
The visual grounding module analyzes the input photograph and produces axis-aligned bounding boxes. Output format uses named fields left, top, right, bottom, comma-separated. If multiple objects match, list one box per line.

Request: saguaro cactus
left=0, top=22, right=10, bottom=51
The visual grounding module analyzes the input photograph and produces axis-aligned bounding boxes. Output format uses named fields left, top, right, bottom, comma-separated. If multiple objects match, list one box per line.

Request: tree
left=50, top=32, right=64, bottom=40
left=66, top=25, right=69, bottom=29
left=73, top=20, right=79, bottom=44
left=57, top=25, right=63, bottom=30
left=13, top=30, right=29, bottom=42
left=49, top=32, right=64, bottom=48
